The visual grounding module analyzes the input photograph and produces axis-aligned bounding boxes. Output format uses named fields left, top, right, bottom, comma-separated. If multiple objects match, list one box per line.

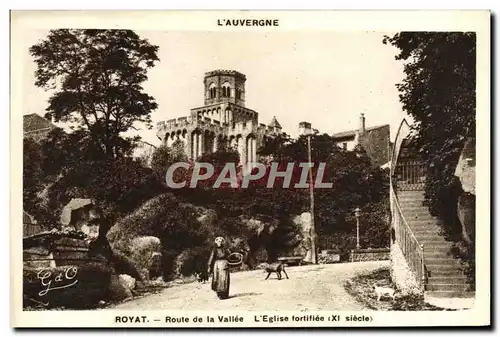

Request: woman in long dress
left=207, top=237, right=232, bottom=299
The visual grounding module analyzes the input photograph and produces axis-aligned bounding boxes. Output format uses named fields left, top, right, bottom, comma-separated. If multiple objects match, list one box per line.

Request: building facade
left=156, top=70, right=283, bottom=166
left=331, top=113, right=391, bottom=168
left=23, top=113, right=56, bottom=142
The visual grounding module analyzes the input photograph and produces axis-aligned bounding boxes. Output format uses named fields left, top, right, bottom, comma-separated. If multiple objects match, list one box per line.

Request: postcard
left=10, top=10, right=490, bottom=328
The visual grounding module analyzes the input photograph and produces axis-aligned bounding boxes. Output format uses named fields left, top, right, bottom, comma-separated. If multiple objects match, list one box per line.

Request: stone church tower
left=157, top=70, right=283, bottom=168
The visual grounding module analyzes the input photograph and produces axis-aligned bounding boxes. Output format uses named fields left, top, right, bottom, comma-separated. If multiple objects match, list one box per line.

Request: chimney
left=359, top=113, right=366, bottom=135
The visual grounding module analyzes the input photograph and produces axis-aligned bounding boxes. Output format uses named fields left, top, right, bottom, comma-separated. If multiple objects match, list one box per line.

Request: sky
left=22, top=30, right=408, bottom=146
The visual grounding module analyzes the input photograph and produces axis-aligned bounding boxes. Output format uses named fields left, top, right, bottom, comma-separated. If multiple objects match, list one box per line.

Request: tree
left=151, top=141, right=189, bottom=184
left=383, top=32, right=475, bottom=227
left=23, top=138, right=45, bottom=218
left=30, top=29, right=160, bottom=158
left=48, top=157, right=164, bottom=221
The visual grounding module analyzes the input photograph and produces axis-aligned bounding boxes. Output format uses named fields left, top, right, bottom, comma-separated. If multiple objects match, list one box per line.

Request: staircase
left=390, top=119, right=474, bottom=300
left=397, top=190, right=474, bottom=298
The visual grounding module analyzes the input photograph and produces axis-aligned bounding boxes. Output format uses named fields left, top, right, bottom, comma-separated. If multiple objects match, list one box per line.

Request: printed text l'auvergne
left=217, top=19, right=279, bottom=27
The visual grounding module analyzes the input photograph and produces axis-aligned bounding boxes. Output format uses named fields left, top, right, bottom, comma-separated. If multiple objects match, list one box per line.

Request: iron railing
left=394, top=160, right=426, bottom=191
left=390, top=185, right=426, bottom=290
left=390, top=119, right=426, bottom=291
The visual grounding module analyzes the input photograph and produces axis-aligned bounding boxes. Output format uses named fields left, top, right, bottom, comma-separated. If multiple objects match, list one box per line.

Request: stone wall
left=389, top=243, right=422, bottom=295
left=318, top=250, right=341, bottom=264
left=360, top=125, right=391, bottom=167
left=350, top=247, right=390, bottom=262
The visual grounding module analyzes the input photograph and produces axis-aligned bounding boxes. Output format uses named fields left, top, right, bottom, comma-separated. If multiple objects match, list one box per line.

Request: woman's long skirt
left=212, top=259, right=230, bottom=299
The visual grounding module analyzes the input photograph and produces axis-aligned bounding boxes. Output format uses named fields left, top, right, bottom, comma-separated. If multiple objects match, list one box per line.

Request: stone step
left=408, top=219, right=439, bottom=224
left=410, top=230, right=444, bottom=237
left=398, top=197, right=425, bottom=202
left=405, top=215, right=437, bottom=221
left=417, top=239, right=452, bottom=246
left=423, top=250, right=454, bottom=258
left=426, top=283, right=472, bottom=292
left=417, top=239, right=453, bottom=245
left=404, top=213, right=435, bottom=219
left=404, top=214, right=436, bottom=221
left=421, top=247, right=454, bottom=254
left=399, top=197, right=426, bottom=202
left=425, top=290, right=475, bottom=298
left=404, top=210, right=435, bottom=216
left=426, top=269, right=466, bottom=277
left=425, top=263, right=465, bottom=271
left=425, top=258, right=463, bottom=266
left=409, top=226, right=443, bottom=233
left=421, top=241, right=453, bottom=248
left=398, top=190, right=425, bottom=196
left=401, top=205, right=431, bottom=211
left=396, top=190, right=425, bottom=198
left=399, top=201, right=426, bottom=206
left=412, top=230, right=446, bottom=237
left=409, top=226, right=442, bottom=232
left=415, top=234, right=451, bottom=241
left=426, top=269, right=465, bottom=277
left=420, top=241, right=454, bottom=248
left=427, top=276, right=469, bottom=285
left=411, top=225, right=443, bottom=231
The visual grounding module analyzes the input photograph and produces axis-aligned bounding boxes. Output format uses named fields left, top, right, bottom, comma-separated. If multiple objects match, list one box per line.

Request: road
left=111, top=261, right=389, bottom=311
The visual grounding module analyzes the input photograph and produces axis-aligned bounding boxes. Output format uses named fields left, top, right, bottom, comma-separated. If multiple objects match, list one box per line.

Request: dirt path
left=110, top=261, right=389, bottom=311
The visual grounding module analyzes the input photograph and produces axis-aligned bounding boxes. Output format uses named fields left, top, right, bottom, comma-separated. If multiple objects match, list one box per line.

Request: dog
left=195, top=270, right=209, bottom=284
left=373, top=286, right=395, bottom=301
left=263, top=262, right=289, bottom=280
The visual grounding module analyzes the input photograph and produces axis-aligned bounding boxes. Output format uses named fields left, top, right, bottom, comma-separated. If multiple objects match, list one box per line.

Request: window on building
left=342, top=142, right=348, bottom=150
left=222, top=83, right=231, bottom=98
left=209, top=84, right=216, bottom=99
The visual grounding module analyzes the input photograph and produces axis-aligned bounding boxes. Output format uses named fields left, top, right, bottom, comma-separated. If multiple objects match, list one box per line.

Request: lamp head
left=299, top=121, right=312, bottom=136
left=354, top=207, right=361, bottom=217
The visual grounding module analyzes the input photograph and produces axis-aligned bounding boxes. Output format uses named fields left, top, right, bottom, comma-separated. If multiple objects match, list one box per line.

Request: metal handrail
left=390, top=119, right=426, bottom=291
left=392, top=188, right=423, bottom=249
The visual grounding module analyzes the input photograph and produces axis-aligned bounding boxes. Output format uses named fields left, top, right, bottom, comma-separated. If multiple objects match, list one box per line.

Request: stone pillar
left=246, top=138, right=251, bottom=165
left=190, top=132, right=197, bottom=160
left=213, top=135, right=218, bottom=152
left=238, top=136, right=247, bottom=168
left=198, top=132, right=204, bottom=157
left=184, top=133, right=190, bottom=159
left=252, top=137, right=257, bottom=164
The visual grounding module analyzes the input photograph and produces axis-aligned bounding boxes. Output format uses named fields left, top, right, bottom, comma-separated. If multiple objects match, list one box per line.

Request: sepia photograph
left=10, top=10, right=490, bottom=328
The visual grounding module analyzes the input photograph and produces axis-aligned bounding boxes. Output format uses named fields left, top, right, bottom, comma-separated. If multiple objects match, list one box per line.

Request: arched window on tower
left=209, top=83, right=216, bottom=99
left=222, top=83, right=231, bottom=98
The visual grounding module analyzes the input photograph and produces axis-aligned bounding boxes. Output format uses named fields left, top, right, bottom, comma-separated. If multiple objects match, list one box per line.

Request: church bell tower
left=204, top=70, right=246, bottom=107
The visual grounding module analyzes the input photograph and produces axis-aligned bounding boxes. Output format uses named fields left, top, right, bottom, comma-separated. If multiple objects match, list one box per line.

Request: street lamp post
left=299, top=122, right=318, bottom=264
left=354, top=207, right=361, bottom=250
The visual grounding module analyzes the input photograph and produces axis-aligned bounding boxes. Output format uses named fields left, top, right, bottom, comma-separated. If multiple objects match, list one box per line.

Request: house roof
left=268, top=116, right=282, bottom=129
left=331, top=124, right=389, bottom=139
left=60, top=198, right=95, bottom=226
left=23, top=113, right=54, bottom=133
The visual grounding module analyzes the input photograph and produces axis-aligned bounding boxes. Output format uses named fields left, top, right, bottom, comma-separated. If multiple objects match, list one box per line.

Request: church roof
left=268, top=116, right=282, bottom=129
